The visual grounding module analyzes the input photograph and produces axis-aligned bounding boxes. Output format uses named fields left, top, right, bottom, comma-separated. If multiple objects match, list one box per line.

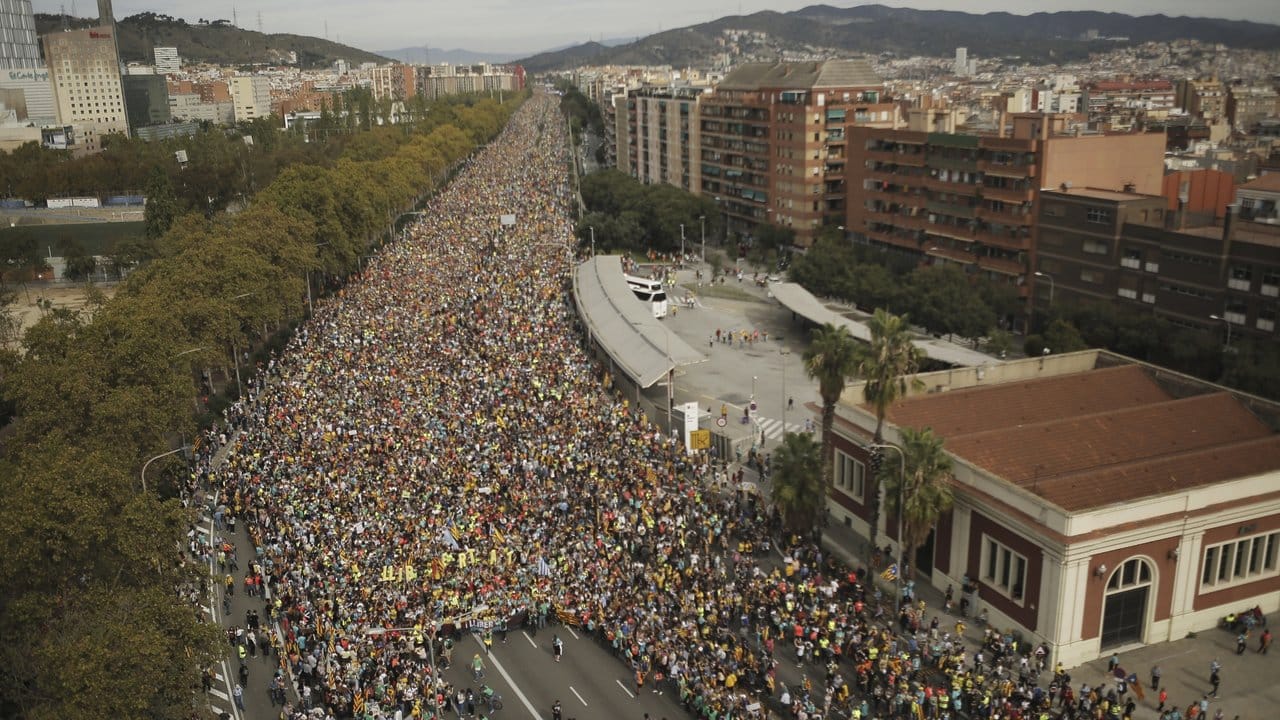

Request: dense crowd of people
left=200, top=93, right=1162, bottom=720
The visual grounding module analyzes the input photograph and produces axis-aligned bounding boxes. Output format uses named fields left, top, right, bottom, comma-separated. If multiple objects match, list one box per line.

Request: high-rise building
left=0, top=0, right=40, bottom=70
left=230, top=75, right=272, bottom=122
left=122, top=73, right=170, bottom=130
left=42, top=26, right=129, bottom=153
left=153, top=46, right=180, bottom=74
left=97, top=0, right=113, bottom=26
left=619, top=86, right=703, bottom=194
left=698, top=58, right=894, bottom=245
left=954, top=47, right=968, bottom=77
left=846, top=113, right=1166, bottom=321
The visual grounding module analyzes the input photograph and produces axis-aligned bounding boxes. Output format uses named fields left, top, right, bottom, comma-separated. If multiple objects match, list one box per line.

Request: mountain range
left=376, top=38, right=635, bottom=66
left=514, top=3, right=1280, bottom=72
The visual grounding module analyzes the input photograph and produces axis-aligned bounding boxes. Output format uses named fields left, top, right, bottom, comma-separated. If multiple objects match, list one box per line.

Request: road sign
left=689, top=429, right=711, bottom=450
left=716, top=417, right=726, bottom=427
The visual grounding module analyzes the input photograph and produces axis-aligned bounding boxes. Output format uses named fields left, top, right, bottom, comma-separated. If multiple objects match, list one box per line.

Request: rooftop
left=1045, top=187, right=1158, bottom=202
left=1238, top=173, right=1280, bottom=193
left=873, top=354, right=1280, bottom=512
left=717, top=59, right=881, bottom=92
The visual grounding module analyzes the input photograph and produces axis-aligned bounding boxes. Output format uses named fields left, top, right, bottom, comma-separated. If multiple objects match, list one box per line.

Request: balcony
left=866, top=149, right=898, bottom=164
left=976, top=205, right=1032, bottom=225
left=1143, top=261, right=1160, bottom=273
left=980, top=185, right=1035, bottom=204
left=974, top=229, right=1027, bottom=252
left=979, top=160, right=1037, bottom=178
left=923, top=176, right=980, bottom=194
left=926, top=246, right=976, bottom=264
left=1260, top=318, right=1276, bottom=332
left=927, top=154, right=979, bottom=172
left=926, top=200, right=976, bottom=219
left=1263, top=284, right=1279, bottom=298
left=1228, top=278, right=1251, bottom=292
left=977, top=255, right=1026, bottom=277
left=1120, top=257, right=1141, bottom=269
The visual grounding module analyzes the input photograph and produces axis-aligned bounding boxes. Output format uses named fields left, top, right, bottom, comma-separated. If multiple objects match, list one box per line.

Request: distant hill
left=35, top=12, right=390, bottom=69
left=377, top=46, right=526, bottom=65
left=515, top=3, right=1280, bottom=72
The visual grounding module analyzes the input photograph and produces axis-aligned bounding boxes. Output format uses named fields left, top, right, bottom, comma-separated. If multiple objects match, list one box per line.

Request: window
left=1083, top=239, right=1109, bottom=255
left=1081, top=269, right=1105, bottom=284
left=834, top=450, right=865, bottom=501
left=981, top=535, right=1028, bottom=602
left=1201, top=531, right=1280, bottom=589
left=1087, top=207, right=1113, bottom=224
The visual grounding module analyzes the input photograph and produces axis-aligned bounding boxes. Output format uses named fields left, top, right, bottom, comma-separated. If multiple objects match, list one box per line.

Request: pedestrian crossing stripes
left=754, top=416, right=808, bottom=441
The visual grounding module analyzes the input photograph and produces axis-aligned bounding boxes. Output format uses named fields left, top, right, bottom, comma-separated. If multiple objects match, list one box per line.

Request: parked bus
left=624, top=274, right=668, bottom=319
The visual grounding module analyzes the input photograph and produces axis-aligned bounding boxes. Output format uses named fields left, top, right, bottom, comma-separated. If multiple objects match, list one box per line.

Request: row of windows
left=1202, top=531, right=1279, bottom=589
left=982, top=535, right=1027, bottom=603
left=834, top=450, right=865, bottom=502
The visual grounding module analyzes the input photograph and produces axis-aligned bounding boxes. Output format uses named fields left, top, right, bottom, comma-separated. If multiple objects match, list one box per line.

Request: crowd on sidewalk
left=189, top=92, right=1209, bottom=720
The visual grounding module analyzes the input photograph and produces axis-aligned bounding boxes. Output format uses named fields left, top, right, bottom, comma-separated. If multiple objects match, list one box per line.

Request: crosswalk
left=754, top=415, right=808, bottom=441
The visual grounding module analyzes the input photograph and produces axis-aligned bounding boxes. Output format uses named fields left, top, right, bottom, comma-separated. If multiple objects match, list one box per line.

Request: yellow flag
left=404, top=563, right=417, bottom=582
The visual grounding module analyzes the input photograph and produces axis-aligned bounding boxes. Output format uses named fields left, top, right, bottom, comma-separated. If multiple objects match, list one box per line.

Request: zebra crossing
left=754, top=415, right=808, bottom=441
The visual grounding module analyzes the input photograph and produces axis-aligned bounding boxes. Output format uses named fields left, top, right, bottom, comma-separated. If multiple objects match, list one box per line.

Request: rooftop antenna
left=257, top=12, right=263, bottom=33
left=60, top=4, right=68, bottom=30
left=232, top=6, right=237, bottom=27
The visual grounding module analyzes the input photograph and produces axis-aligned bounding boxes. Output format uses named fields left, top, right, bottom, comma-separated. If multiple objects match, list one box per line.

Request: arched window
left=1107, top=557, right=1152, bottom=593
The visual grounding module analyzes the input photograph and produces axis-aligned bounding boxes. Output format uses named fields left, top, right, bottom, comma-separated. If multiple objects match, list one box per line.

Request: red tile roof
left=880, top=364, right=1279, bottom=512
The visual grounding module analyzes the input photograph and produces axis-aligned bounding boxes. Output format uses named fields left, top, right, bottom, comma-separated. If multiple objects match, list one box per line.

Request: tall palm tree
left=769, top=431, right=826, bottom=537
left=803, top=323, right=861, bottom=498
left=881, top=426, right=954, bottom=580
left=856, top=308, right=925, bottom=558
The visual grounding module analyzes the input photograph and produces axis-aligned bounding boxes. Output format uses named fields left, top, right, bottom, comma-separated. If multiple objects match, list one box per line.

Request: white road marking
left=473, top=635, right=540, bottom=719
left=210, top=687, right=229, bottom=701
left=521, top=630, right=537, bottom=647
left=615, top=679, right=635, bottom=698
left=570, top=686, right=588, bottom=706
left=565, top=626, right=579, bottom=640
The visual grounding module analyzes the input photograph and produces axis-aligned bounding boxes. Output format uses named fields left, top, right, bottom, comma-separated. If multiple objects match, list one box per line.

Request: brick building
left=846, top=113, right=1166, bottom=318
left=825, top=351, right=1280, bottom=667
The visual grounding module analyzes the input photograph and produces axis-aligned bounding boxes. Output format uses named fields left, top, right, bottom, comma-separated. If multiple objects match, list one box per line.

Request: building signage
left=89, top=31, right=112, bottom=39
left=7, top=70, right=50, bottom=82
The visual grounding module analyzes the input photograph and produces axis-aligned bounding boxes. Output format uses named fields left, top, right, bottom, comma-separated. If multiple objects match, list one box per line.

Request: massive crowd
left=204, top=94, right=1144, bottom=720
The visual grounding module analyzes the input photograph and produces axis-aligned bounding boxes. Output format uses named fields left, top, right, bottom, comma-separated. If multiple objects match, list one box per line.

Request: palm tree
left=881, top=427, right=954, bottom=580
left=769, top=431, right=826, bottom=537
left=856, top=308, right=925, bottom=558
left=802, top=323, right=861, bottom=496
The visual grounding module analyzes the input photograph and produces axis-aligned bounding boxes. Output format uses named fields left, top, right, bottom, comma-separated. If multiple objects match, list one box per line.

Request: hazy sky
left=31, top=0, right=1280, bottom=55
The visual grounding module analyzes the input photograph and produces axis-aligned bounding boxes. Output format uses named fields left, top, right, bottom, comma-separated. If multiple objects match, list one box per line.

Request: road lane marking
left=570, top=686, right=587, bottom=706
left=473, top=635, right=540, bottom=719
left=565, top=626, right=579, bottom=640
left=210, top=688, right=229, bottom=701
left=521, top=631, right=537, bottom=647
left=615, top=680, right=635, bottom=698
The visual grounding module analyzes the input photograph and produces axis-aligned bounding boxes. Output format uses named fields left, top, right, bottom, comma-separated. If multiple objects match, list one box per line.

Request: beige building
left=42, top=26, right=128, bottom=154
left=230, top=75, right=272, bottom=123
left=618, top=86, right=703, bottom=195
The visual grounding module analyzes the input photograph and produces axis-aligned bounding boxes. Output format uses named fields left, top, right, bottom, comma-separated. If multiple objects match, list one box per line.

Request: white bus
left=624, top=274, right=669, bottom=319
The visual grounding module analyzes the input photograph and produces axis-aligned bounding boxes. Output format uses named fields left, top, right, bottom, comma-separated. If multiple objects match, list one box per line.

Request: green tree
left=803, top=323, right=861, bottom=501
left=880, top=426, right=954, bottom=580
left=1043, top=318, right=1088, bottom=354
left=854, top=308, right=925, bottom=559
left=60, top=240, right=96, bottom=282
left=770, top=431, right=826, bottom=536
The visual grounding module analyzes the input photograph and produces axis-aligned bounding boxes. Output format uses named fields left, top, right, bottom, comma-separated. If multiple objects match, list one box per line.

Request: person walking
left=552, top=634, right=563, bottom=662
left=1150, top=665, right=1162, bottom=692
left=233, top=683, right=244, bottom=711
left=1209, top=667, right=1221, bottom=699
left=1157, top=687, right=1168, bottom=712
left=1235, top=631, right=1247, bottom=655
left=1259, top=627, right=1272, bottom=654
left=551, top=700, right=563, bottom=720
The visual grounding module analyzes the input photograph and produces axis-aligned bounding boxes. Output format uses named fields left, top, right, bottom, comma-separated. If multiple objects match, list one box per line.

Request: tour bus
left=624, top=274, right=669, bottom=319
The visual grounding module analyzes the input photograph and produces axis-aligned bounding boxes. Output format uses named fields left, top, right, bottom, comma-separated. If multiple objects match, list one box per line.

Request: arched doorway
left=1101, top=558, right=1154, bottom=648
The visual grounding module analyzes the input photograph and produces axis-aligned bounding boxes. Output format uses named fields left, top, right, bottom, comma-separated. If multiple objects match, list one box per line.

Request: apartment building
left=391, top=64, right=416, bottom=100
left=42, top=26, right=128, bottom=154
left=618, top=86, right=703, bottom=194
left=230, top=75, right=272, bottom=122
left=1034, top=176, right=1280, bottom=342
left=367, top=65, right=395, bottom=101
left=847, top=113, right=1166, bottom=311
left=1084, top=80, right=1177, bottom=129
left=1176, top=76, right=1228, bottom=121
left=1228, top=85, right=1279, bottom=132
left=699, top=58, right=891, bottom=246
left=122, top=72, right=170, bottom=130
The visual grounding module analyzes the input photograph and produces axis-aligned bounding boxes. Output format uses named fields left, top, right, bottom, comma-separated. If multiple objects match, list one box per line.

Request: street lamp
left=588, top=225, right=595, bottom=257
left=1034, top=271, right=1054, bottom=306
left=1209, top=314, right=1233, bottom=348
left=699, top=215, right=706, bottom=263
left=229, top=292, right=254, bottom=399
left=680, top=223, right=686, bottom=264
left=141, top=445, right=191, bottom=494
left=870, top=442, right=906, bottom=617
left=780, top=347, right=791, bottom=425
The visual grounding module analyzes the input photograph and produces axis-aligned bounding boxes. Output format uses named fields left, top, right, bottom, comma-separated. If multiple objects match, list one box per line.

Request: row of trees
left=0, top=91, right=525, bottom=717
left=770, top=310, right=956, bottom=579
left=576, top=169, right=723, bottom=255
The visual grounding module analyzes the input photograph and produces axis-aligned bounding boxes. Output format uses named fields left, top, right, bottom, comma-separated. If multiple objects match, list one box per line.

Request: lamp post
left=780, top=347, right=791, bottom=425
left=1034, top=271, right=1055, bottom=306
left=680, top=223, right=686, bottom=265
left=229, top=292, right=254, bottom=398
left=588, top=225, right=595, bottom=257
left=141, top=445, right=191, bottom=494
left=699, top=215, right=706, bottom=263
left=871, top=442, right=906, bottom=617
left=1209, top=314, right=1233, bottom=348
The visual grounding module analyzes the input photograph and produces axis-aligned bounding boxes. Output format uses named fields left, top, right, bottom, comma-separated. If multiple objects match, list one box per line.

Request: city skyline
left=28, top=0, right=1280, bottom=56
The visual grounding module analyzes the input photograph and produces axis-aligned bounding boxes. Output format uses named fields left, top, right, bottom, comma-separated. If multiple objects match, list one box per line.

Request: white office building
left=153, top=46, right=180, bottom=74
left=0, top=0, right=40, bottom=70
